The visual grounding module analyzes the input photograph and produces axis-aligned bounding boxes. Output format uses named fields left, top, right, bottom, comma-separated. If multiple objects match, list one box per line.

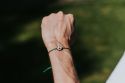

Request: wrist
left=46, top=41, right=57, bottom=52
left=46, top=40, right=70, bottom=53
left=58, top=38, right=70, bottom=48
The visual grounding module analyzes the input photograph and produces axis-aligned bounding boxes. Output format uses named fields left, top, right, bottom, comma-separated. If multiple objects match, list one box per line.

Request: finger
left=65, top=14, right=74, bottom=33
left=65, top=15, right=72, bottom=32
left=57, top=11, right=64, bottom=21
left=65, top=15, right=71, bottom=26
left=41, top=16, right=48, bottom=28
left=66, top=14, right=74, bottom=23
left=49, top=13, right=56, bottom=17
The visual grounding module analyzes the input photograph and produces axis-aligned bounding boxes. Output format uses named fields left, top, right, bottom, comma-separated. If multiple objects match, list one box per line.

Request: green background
left=0, top=0, right=125, bottom=83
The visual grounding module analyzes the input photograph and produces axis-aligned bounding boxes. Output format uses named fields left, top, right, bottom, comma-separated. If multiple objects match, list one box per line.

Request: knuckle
left=42, top=16, right=48, bottom=25
left=68, top=14, right=74, bottom=18
left=67, top=14, right=74, bottom=22
left=49, top=13, right=55, bottom=16
left=58, top=11, right=63, bottom=15
left=57, top=11, right=64, bottom=17
left=42, top=16, right=48, bottom=21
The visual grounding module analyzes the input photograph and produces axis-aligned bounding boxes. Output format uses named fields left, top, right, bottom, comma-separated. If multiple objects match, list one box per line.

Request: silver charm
left=57, top=42, right=63, bottom=51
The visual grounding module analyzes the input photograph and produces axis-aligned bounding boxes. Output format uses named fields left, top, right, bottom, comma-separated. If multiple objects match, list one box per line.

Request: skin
left=41, top=11, right=79, bottom=83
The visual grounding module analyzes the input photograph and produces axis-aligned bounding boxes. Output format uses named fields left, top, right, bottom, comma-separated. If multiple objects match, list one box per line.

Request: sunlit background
left=0, top=0, right=125, bottom=83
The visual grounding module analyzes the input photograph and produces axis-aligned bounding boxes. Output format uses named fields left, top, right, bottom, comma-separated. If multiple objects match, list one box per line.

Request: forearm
left=49, top=48, right=79, bottom=83
left=41, top=11, right=78, bottom=83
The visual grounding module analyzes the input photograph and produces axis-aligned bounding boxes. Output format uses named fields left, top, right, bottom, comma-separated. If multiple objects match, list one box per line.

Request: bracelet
left=48, top=47, right=70, bottom=53
left=48, top=42, right=70, bottom=53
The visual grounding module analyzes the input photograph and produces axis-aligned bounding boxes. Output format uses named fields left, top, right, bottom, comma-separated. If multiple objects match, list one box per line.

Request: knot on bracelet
left=48, top=42, right=70, bottom=53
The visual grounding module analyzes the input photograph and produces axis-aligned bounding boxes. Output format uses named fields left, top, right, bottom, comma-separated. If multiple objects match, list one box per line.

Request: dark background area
left=0, top=0, right=57, bottom=83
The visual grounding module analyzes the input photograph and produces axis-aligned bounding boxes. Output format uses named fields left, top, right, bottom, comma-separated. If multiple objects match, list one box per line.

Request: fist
left=41, top=11, right=74, bottom=51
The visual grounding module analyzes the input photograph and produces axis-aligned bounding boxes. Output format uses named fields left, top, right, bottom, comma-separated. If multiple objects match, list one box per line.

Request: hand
left=41, top=11, right=74, bottom=51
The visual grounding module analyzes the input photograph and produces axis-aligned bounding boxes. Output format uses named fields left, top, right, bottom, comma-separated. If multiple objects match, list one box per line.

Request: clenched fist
left=41, top=11, right=74, bottom=51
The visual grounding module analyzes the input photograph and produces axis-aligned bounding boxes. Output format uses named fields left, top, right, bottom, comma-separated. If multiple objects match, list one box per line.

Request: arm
left=49, top=47, right=79, bottom=83
left=41, top=11, right=79, bottom=83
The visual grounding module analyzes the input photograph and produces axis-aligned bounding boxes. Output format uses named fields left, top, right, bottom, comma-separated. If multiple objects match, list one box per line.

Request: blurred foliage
left=0, top=0, right=125, bottom=83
